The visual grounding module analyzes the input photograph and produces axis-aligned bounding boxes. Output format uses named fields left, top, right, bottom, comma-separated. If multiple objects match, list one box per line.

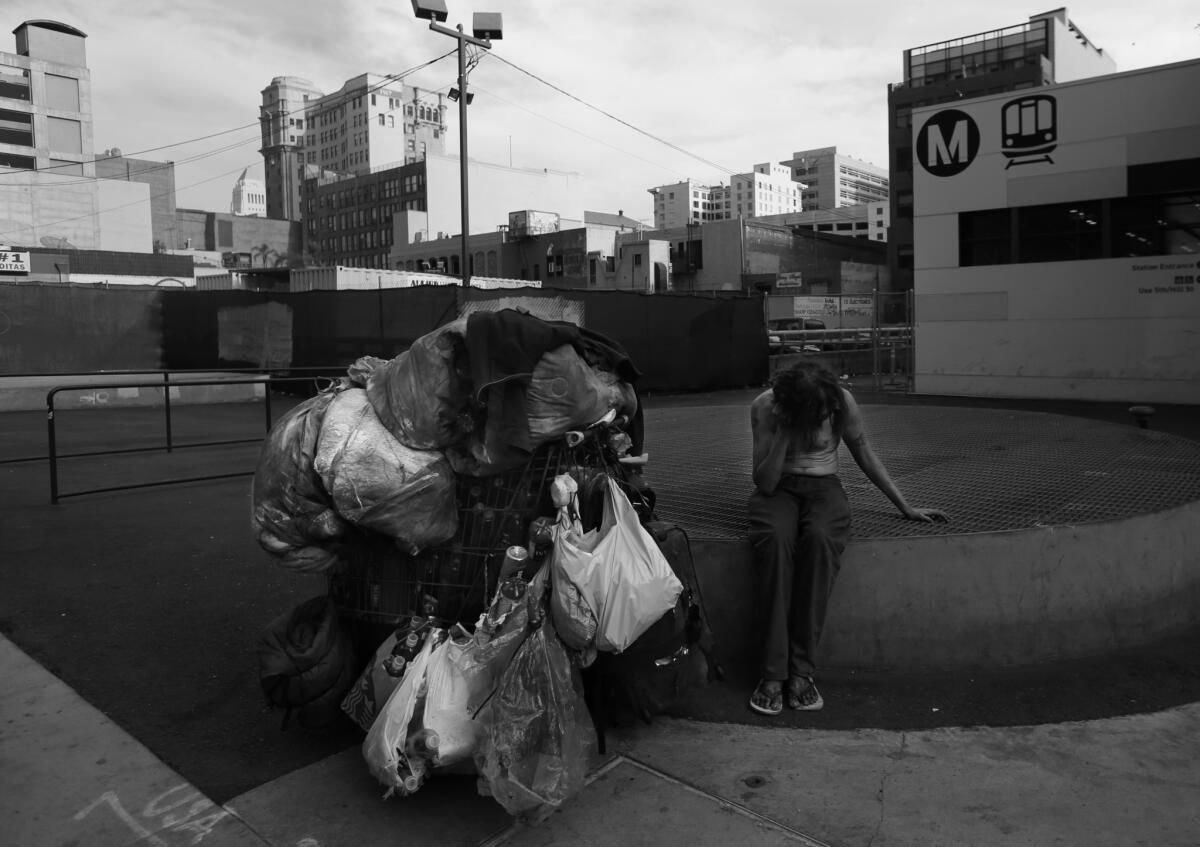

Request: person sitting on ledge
left=748, top=360, right=949, bottom=716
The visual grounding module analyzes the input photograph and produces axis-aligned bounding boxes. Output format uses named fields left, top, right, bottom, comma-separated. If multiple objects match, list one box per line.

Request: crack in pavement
left=866, top=732, right=908, bottom=847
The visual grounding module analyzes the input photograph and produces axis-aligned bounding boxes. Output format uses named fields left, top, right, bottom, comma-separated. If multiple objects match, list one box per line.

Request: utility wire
left=12, top=132, right=264, bottom=189
left=469, top=84, right=692, bottom=179
left=0, top=161, right=261, bottom=240
left=484, top=52, right=738, bottom=177
left=0, top=49, right=458, bottom=180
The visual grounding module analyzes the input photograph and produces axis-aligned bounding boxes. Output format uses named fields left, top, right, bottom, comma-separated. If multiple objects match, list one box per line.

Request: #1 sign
left=0, top=251, right=30, bottom=272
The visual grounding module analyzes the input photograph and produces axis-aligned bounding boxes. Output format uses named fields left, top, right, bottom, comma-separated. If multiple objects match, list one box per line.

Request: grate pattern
left=641, top=405, right=1200, bottom=540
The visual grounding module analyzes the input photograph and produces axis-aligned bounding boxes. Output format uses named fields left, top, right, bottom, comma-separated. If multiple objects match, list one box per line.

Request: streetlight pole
left=453, top=26, right=471, bottom=288
left=413, top=2, right=502, bottom=289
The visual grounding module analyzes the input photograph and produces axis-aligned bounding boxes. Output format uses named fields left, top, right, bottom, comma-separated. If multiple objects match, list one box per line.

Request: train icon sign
left=1002, top=94, right=1057, bottom=168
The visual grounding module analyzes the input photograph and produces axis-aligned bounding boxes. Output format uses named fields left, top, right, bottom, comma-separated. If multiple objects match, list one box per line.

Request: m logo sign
left=916, top=109, right=980, bottom=177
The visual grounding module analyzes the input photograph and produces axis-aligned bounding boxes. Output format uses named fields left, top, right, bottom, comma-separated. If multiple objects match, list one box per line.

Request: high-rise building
left=0, top=19, right=152, bottom=252
left=886, top=8, right=1116, bottom=291
left=230, top=168, right=265, bottom=217
left=648, top=163, right=801, bottom=228
left=0, top=20, right=92, bottom=175
left=259, top=73, right=449, bottom=221
left=780, top=147, right=888, bottom=210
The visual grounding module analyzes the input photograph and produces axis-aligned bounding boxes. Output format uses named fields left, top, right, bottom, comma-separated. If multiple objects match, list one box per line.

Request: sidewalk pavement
left=6, top=631, right=1198, bottom=847
left=5, top=386, right=1200, bottom=846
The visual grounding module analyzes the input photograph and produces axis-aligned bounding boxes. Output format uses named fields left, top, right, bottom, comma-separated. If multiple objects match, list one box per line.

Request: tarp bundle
left=315, top=388, right=458, bottom=556
left=251, top=309, right=641, bottom=573
left=250, top=388, right=346, bottom=573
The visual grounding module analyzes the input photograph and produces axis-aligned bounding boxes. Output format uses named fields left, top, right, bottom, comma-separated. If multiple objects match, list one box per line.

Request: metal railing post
left=163, top=372, right=174, bottom=452
left=872, top=289, right=882, bottom=391
left=46, top=390, right=59, bottom=505
left=264, top=375, right=273, bottom=433
left=907, top=288, right=916, bottom=393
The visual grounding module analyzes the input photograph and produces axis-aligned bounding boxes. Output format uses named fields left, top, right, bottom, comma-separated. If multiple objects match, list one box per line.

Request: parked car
left=767, top=318, right=825, bottom=354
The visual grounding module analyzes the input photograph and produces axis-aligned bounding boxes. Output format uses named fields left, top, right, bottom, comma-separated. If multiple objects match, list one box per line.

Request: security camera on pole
left=411, top=0, right=503, bottom=289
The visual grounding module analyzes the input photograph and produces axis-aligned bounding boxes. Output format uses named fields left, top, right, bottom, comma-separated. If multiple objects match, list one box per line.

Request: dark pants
left=748, top=474, right=852, bottom=681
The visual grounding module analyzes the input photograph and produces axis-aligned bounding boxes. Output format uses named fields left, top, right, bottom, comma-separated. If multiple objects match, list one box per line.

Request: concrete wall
left=423, top=153, right=583, bottom=236
left=94, top=155, right=179, bottom=248
left=172, top=208, right=299, bottom=265
left=1038, top=9, right=1118, bottom=83
left=695, top=498, right=1200, bottom=672
left=96, top=180, right=152, bottom=252
left=0, top=170, right=99, bottom=248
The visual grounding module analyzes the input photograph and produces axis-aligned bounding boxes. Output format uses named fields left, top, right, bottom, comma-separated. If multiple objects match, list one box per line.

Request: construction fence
left=1, top=283, right=770, bottom=393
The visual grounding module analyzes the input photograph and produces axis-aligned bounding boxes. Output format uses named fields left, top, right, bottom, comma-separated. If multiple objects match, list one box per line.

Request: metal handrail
left=768, top=326, right=914, bottom=391
left=2, top=365, right=345, bottom=379
left=0, top=366, right=349, bottom=467
left=45, top=374, right=336, bottom=504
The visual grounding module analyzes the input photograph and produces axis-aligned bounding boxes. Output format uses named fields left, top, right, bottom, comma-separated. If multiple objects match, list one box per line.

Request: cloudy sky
left=11, top=1, right=1199, bottom=223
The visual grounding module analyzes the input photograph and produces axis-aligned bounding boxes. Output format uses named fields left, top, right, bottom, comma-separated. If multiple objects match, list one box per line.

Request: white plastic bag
left=548, top=505, right=600, bottom=652
left=594, top=477, right=683, bottom=651
left=422, top=630, right=483, bottom=767
left=362, top=634, right=435, bottom=797
left=560, top=476, right=683, bottom=653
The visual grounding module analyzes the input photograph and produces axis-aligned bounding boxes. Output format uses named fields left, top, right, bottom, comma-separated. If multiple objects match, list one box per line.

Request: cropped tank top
left=782, top=413, right=840, bottom=476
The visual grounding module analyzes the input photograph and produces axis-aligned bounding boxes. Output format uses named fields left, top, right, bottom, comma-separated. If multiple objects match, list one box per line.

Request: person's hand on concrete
left=902, top=506, right=949, bottom=522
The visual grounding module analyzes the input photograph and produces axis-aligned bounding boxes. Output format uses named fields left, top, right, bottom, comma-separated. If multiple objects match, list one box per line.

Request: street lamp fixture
left=412, top=0, right=503, bottom=288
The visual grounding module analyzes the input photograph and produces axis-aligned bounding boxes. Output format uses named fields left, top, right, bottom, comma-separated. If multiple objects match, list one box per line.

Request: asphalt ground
left=2, top=387, right=1199, bottom=805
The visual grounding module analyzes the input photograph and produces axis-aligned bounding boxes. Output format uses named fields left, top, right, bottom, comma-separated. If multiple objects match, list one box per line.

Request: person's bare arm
left=840, top=389, right=948, bottom=523
left=751, top=392, right=791, bottom=495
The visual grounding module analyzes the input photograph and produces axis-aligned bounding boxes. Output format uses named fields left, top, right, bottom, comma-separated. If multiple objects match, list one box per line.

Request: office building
left=259, top=73, right=448, bottom=221
left=758, top=201, right=890, bottom=242
left=306, top=152, right=582, bottom=270
left=230, top=169, right=266, bottom=217
left=175, top=208, right=299, bottom=269
left=781, top=147, right=888, bottom=210
left=0, top=20, right=91, bottom=175
left=0, top=20, right=152, bottom=252
left=390, top=208, right=642, bottom=288
left=910, top=57, right=1200, bottom=403
left=94, top=149, right=179, bottom=249
left=887, top=8, right=1116, bottom=290
left=648, top=163, right=801, bottom=228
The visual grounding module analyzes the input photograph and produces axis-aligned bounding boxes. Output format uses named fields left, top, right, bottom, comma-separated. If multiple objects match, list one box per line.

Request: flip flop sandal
left=786, top=676, right=824, bottom=712
left=748, top=679, right=783, bottom=716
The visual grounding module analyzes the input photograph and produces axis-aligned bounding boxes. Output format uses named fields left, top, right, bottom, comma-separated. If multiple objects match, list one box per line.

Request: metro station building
left=911, top=58, right=1200, bottom=404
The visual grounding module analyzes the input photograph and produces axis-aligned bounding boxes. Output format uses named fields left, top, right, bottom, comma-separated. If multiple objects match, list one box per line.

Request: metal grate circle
left=641, top=405, right=1200, bottom=541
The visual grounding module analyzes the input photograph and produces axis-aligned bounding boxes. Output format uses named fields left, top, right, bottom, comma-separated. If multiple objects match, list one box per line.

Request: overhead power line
left=469, top=84, right=693, bottom=179
left=0, top=161, right=261, bottom=240
left=6, top=132, right=263, bottom=189
left=484, top=52, right=738, bottom=178
left=0, top=49, right=458, bottom=180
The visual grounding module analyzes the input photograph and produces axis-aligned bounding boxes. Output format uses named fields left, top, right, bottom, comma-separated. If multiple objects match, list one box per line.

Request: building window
left=0, top=63, right=30, bottom=101
left=0, top=108, right=33, bottom=147
left=959, top=208, right=1012, bottom=266
left=1017, top=201, right=1103, bottom=263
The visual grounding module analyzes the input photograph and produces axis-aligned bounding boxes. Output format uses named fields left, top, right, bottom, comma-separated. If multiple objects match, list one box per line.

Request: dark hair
left=770, top=361, right=844, bottom=442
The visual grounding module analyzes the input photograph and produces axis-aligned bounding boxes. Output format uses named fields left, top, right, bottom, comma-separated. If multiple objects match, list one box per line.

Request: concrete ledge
left=0, top=373, right=267, bottom=412
left=692, top=498, right=1200, bottom=671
